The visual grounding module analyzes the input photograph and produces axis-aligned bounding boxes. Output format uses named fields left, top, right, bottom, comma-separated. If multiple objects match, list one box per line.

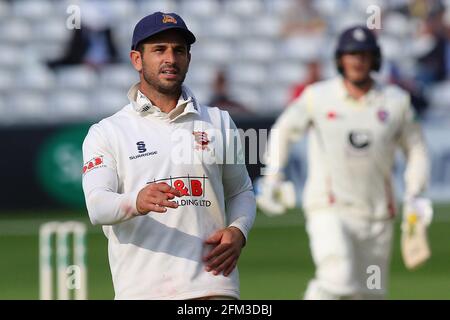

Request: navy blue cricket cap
left=335, top=25, right=382, bottom=72
left=131, top=12, right=196, bottom=50
left=336, top=25, right=379, bottom=54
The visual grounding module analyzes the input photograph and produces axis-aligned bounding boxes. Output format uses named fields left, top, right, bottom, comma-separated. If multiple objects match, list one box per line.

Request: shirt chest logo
left=325, top=109, right=343, bottom=121
left=137, top=141, right=147, bottom=153
left=129, top=141, right=158, bottom=160
left=348, top=130, right=372, bottom=149
left=326, top=110, right=338, bottom=120
left=193, top=131, right=210, bottom=151
left=377, top=109, right=389, bottom=123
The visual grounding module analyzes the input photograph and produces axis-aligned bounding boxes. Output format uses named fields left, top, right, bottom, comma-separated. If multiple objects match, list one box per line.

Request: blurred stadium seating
left=0, top=0, right=448, bottom=123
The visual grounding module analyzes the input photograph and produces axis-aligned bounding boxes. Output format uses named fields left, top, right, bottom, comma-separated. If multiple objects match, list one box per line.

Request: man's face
left=137, top=29, right=191, bottom=95
left=340, top=51, right=373, bottom=83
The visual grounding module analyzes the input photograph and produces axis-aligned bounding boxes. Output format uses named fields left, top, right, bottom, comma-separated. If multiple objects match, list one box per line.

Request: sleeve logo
left=82, top=156, right=104, bottom=174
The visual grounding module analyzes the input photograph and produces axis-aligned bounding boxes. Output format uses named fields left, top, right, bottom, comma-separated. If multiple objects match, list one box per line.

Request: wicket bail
left=39, top=221, right=87, bottom=300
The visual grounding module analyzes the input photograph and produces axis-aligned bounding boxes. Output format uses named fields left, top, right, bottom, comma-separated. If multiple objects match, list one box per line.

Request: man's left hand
left=203, top=227, right=245, bottom=277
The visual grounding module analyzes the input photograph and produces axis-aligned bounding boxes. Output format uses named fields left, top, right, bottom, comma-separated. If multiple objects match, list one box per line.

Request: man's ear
left=187, top=51, right=191, bottom=70
left=130, top=50, right=143, bottom=72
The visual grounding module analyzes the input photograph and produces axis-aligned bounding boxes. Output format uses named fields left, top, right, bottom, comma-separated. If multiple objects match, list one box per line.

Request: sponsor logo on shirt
left=82, top=156, right=105, bottom=174
left=348, top=130, right=371, bottom=149
left=129, top=141, right=158, bottom=160
left=193, top=131, right=210, bottom=151
left=149, top=175, right=211, bottom=207
left=129, top=151, right=158, bottom=160
left=137, top=141, right=147, bottom=153
left=326, top=110, right=338, bottom=120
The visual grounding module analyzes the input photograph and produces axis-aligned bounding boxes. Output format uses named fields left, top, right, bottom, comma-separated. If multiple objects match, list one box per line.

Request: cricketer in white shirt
left=260, top=76, right=429, bottom=299
left=82, top=83, right=256, bottom=299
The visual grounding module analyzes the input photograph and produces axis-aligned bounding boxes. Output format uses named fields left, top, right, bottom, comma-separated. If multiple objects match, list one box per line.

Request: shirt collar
left=335, top=76, right=382, bottom=104
left=127, top=82, right=199, bottom=121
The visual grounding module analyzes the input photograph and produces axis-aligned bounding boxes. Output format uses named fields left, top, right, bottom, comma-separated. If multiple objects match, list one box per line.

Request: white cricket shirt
left=82, top=83, right=256, bottom=299
left=265, top=76, right=429, bottom=220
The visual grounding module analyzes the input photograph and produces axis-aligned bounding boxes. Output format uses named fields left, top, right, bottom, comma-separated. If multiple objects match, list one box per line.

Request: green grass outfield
left=0, top=204, right=449, bottom=300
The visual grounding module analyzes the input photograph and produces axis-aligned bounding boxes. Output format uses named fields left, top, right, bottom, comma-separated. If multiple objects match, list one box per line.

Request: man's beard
left=142, top=63, right=186, bottom=96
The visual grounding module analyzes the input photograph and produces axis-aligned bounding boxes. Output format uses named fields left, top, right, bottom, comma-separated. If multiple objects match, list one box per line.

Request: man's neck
left=343, top=77, right=373, bottom=100
left=139, top=82, right=181, bottom=113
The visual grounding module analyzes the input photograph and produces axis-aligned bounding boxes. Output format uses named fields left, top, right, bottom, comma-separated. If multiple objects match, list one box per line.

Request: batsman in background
left=257, top=26, right=431, bottom=299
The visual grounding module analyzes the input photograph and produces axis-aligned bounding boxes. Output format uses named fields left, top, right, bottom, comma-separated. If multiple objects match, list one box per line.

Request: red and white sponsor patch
left=153, top=175, right=207, bottom=197
left=150, top=175, right=212, bottom=207
left=173, top=178, right=204, bottom=196
left=82, top=156, right=104, bottom=174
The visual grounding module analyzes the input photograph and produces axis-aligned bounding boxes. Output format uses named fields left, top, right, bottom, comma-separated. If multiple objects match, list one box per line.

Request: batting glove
left=256, top=177, right=296, bottom=217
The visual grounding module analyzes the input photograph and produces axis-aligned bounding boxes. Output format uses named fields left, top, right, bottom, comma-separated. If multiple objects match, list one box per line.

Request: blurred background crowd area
left=0, top=0, right=450, bottom=124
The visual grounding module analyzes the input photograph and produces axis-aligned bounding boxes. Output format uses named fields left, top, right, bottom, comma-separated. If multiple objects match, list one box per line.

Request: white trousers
left=304, top=210, right=394, bottom=300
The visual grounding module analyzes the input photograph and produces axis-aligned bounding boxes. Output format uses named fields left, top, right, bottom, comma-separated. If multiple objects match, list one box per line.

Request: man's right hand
left=136, top=182, right=182, bottom=214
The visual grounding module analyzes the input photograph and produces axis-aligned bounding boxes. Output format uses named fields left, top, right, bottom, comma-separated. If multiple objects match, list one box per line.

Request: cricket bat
left=401, top=198, right=433, bottom=270
left=401, top=213, right=430, bottom=270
